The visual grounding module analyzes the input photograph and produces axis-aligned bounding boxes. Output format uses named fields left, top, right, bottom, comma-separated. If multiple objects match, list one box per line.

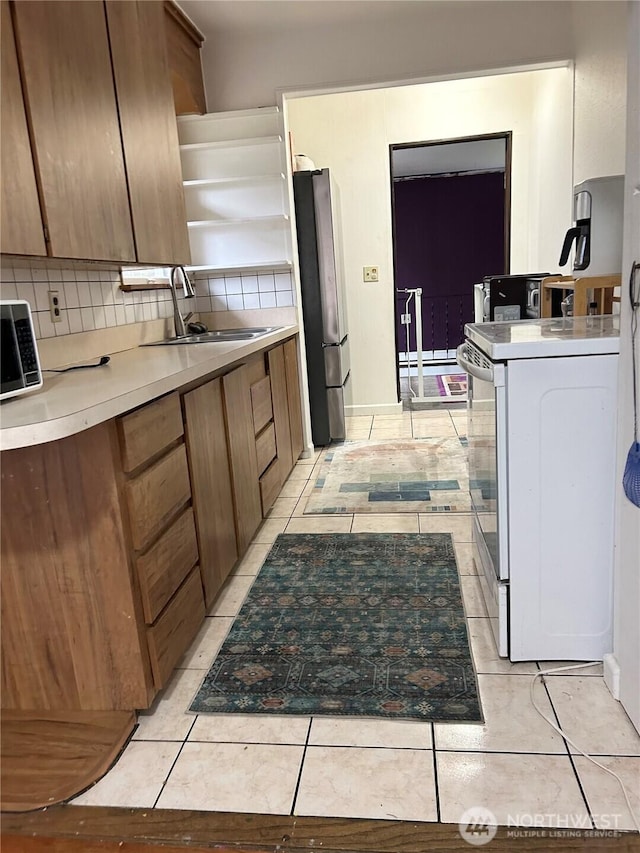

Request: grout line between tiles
left=540, top=672, right=596, bottom=828
left=151, top=715, right=198, bottom=810
left=431, top=722, right=442, bottom=823
left=290, top=717, right=314, bottom=815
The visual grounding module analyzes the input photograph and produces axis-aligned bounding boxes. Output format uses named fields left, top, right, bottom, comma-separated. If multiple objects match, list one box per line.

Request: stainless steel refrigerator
left=293, top=168, right=350, bottom=446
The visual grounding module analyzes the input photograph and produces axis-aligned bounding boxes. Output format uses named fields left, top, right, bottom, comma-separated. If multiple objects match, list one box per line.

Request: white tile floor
left=71, top=409, right=640, bottom=833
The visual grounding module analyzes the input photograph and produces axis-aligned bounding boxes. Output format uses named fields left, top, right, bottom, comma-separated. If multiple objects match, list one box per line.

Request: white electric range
left=457, top=316, right=620, bottom=661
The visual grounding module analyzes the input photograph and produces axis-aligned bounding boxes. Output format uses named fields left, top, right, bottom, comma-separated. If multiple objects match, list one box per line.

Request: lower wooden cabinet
left=183, top=377, right=238, bottom=608
left=284, top=337, right=305, bottom=461
left=146, top=566, right=205, bottom=689
left=223, top=364, right=263, bottom=554
left=0, top=421, right=155, bottom=712
left=136, top=507, right=199, bottom=624
left=0, top=335, right=304, bottom=716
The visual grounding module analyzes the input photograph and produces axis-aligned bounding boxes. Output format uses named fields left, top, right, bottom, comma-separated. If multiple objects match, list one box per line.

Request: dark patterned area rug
left=190, top=533, right=483, bottom=722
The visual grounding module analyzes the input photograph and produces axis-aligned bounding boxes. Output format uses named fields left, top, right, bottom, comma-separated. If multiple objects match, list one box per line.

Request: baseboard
left=603, top=653, right=621, bottom=699
left=345, top=402, right=403, bottom=417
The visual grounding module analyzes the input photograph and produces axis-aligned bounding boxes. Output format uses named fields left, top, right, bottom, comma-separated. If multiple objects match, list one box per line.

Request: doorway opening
left=390, top=133, right=511, bottom=405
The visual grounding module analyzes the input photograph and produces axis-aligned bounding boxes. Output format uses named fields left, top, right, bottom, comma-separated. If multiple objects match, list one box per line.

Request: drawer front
left=136, top=507, right=199, bottom=624
left=146, top=567, right=205, bottom=690
left=259, top=457, right=282, bottom=515
left=255, top=422, right=277, bottom=476
left=245, top=351, right=267, bottom=387
left=126, top=443, right=191, bottom=551
left=118, top=392, right=184, bottom=472
left=250, top=376, right=273, bottom=435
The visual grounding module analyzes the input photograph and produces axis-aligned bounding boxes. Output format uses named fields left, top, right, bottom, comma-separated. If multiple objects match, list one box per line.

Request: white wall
left=286, top=70, right=573, bottom=412
left=185, top=0, right=575, bottom=112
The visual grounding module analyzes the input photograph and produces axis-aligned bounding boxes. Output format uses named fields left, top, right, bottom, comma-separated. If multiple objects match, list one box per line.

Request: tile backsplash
left=192, top=270, right=295, bottom=312
left=0, top=264, right=295, bottom=340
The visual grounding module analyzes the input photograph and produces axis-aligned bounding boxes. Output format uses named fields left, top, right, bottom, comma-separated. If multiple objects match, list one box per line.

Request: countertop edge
left=0, top=326, right=298, bottom=451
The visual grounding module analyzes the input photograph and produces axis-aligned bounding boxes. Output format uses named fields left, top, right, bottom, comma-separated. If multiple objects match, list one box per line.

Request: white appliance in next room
left=456, top=316, right=620, bottom=661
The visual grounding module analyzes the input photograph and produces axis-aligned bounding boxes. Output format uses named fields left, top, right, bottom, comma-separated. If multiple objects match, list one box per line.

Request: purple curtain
left=394, top=171, right=505, bottom=352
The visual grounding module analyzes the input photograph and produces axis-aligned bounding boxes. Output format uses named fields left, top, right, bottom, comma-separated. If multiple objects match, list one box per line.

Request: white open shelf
left=178, top=107, right=292, bottom=275
left=179, top=135, right=282, bottom=152
left=187, top=217, right=292, bottom=269
left=178, top=107, right=281, bottom=146
left=188, top=215, right=289, bottom=228
left=186, top=260, right=292, bottom=275
left=183, top=174, right=286, bottom=187
left=180, top=139, right=285, bottom=182
left=183, top=178, right=288, bottom=221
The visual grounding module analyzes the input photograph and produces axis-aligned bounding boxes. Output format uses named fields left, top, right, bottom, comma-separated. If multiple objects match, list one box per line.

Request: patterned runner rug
left=190, top=533, right=482, bottom=722
left=304, top=438, right=470, bottom=515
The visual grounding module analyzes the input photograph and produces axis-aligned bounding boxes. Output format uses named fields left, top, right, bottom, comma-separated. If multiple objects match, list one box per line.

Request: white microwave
left=0, top=300, right=43, bottom=401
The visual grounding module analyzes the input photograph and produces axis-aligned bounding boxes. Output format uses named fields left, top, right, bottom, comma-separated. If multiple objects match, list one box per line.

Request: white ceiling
left=392, top=138, right=507, bottom=177
left=179, top=1, right=426, bottom=35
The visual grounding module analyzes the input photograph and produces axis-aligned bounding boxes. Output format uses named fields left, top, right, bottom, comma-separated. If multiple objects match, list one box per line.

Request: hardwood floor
left=1, top=806, right=635, bottom=852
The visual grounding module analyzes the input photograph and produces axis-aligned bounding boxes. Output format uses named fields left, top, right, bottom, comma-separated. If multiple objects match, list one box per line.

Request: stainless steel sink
left=143, top=327, right=281, bottom=346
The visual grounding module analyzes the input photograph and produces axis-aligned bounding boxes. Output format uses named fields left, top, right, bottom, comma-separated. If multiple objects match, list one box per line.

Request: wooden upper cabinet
left=164, top=0, right=206, bottom=116
left=0, top=1, right=46, bottom=256
left=11, top=1, right=136, bottom=262
left=105, top=1, right=191, bottom=265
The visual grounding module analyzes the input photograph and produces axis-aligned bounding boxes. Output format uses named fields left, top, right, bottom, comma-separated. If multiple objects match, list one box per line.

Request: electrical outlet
left=363, top=266, right=379, bottom=282
left=48, top=289, right=63, bottom=323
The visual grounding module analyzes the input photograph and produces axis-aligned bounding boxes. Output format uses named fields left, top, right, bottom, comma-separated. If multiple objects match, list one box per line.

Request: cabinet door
left=0, top=1, right=45, bottom=256
left=284, top=337, right=305, bottom=461
left=12, top=1, right=135, bottom=262
left=268, top=344, right=294, bottom=484
left=0, top=422, right=153, bottom=711
left=223, top=365, right=263, bottom=555
left=164, top=0, right=206, bottom=116
left=105, top=1, right=191, bottom=265
left=183, top=378, right=238, bottom=607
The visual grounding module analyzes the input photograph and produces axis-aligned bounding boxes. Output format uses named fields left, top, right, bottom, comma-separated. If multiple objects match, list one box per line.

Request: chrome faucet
left=169, top=266, right=195, bottom=338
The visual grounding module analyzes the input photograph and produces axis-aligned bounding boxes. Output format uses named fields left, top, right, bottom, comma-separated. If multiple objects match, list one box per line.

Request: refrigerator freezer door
left=312, top=170, right=347, bottom=345
left=324, top=336, right=350, bottom=387
left=327, top=377, right=349, bottom=441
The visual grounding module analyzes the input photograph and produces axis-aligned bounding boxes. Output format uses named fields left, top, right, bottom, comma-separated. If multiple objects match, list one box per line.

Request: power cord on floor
left=530, top=662, right=640, bottom=833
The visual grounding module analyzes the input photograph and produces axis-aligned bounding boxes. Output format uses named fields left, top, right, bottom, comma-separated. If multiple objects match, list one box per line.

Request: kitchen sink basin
left=143, top=327, right=281, bottom=346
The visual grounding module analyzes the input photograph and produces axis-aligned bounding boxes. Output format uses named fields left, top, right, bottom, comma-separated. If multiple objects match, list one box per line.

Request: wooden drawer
left=136, top=507, right=199, bottom=624
left=255, top=422, right=276, bottom=476
left=117, top=392, right=184, bottom=472
left=146, top=566, right=205, bottom=690
left=126, top=443, right=191, bottom=551
left=250, top=375, right=273, bottom=435
left=245, top=351, right=267, bottom=387
left=259, top=457, right=282, bottom=515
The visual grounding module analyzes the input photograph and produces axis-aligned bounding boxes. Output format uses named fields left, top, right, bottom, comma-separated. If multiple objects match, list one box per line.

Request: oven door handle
left=456, top=343, right=494, bottom=383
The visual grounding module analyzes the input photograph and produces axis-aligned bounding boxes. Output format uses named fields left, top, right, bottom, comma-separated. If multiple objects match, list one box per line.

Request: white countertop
left=465, top=316, right=620, bottom=360
left=0, top=325, right=298, bottom=450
